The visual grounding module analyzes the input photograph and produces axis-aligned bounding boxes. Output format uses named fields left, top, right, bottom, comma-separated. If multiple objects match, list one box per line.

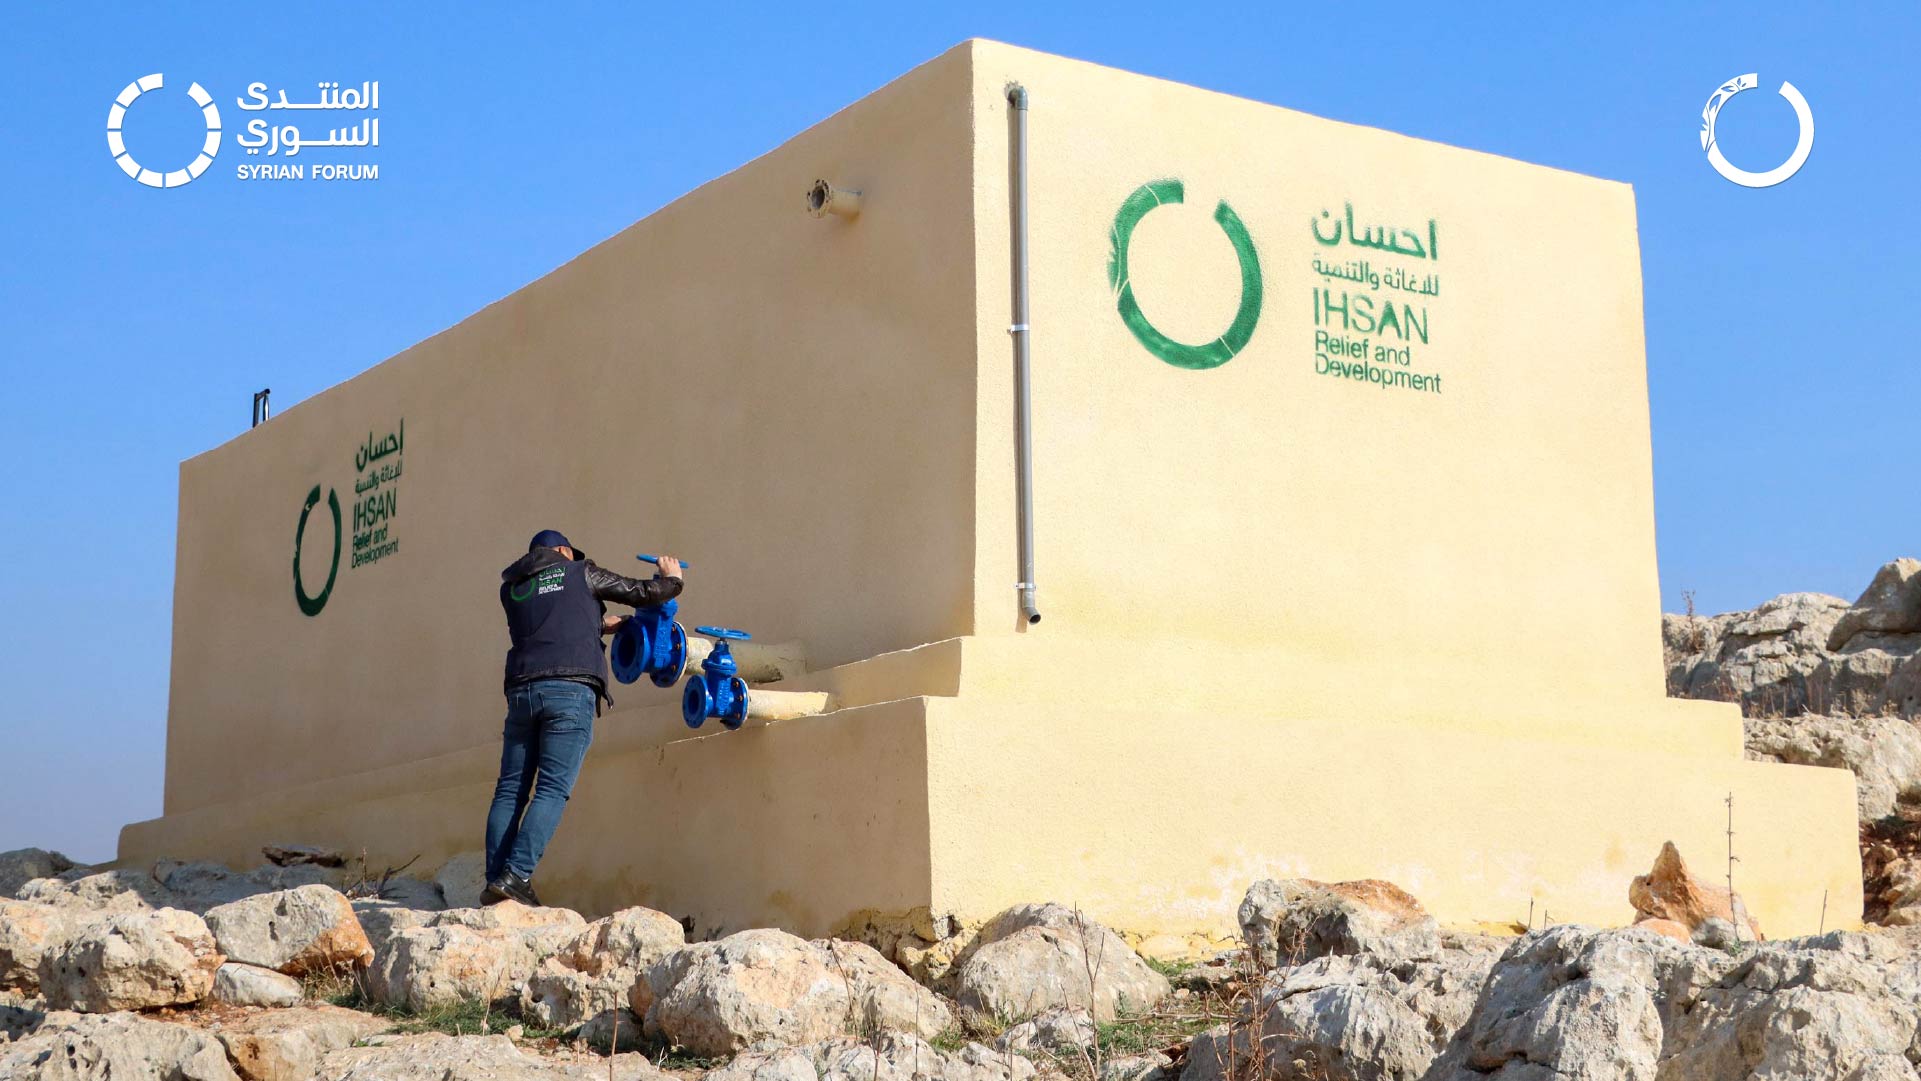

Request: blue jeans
left=484, top=679, right=597, bottom=882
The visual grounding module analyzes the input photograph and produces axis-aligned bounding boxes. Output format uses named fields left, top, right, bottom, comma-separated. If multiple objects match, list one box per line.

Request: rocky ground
left=4, top=840, right=1921, bottom=1080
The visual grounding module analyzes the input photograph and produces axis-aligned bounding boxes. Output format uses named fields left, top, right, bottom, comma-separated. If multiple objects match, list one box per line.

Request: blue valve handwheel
left=696, top=625, right=752, bottom=641
left=681, top=679, right=710, bottom=729
left=651, top=621, right=689, bottom=689
left=721, top=677, right=750, bottom=730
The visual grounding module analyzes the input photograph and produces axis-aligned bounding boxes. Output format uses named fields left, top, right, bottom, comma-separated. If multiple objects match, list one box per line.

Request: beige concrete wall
left=967, top=42, right=1670, bottom=717
left=163, top=44, right=982, bottom=815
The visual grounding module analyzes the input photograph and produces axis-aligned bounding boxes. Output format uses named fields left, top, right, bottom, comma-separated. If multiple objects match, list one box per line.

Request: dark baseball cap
left=529, top=529, right=585, bottom=560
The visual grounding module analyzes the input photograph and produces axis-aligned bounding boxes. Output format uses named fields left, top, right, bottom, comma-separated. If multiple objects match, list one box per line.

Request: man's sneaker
left=493, top=871, right=541, bottom=907
left=480, top=880, right=511, bottom=906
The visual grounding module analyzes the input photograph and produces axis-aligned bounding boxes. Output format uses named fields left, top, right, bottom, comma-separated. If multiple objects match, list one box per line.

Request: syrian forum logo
left=1700, top=73, right=1814, bottom=188
left=107, top=74, right=380, bottom=187
left=106, top=73, right=221, bottom=188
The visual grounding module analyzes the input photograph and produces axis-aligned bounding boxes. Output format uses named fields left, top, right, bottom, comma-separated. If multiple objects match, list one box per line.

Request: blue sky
left=1, top=4, right=1915, bottom=860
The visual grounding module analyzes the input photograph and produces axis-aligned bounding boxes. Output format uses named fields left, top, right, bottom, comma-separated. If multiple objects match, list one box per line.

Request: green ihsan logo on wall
left=293, top=485, right=341, bottom=616
left=1107, top=179, right=1264, bottom=370
left=293, top=420, right=406, bottom=616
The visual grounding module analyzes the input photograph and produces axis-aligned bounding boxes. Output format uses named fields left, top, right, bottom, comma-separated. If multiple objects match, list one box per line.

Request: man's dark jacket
left=500, top=548, right=682, bottom=702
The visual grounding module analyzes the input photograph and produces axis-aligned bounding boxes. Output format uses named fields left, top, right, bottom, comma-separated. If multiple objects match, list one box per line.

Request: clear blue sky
left=1, top=4, right=1914, bottom=861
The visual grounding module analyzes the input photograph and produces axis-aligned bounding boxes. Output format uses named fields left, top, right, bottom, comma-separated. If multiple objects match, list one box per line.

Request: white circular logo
left=106, top=73, right=222, bottom=188
left=1699, top=73, right=1813, bottom=188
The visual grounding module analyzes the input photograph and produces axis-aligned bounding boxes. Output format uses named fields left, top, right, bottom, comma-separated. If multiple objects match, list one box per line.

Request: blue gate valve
left=609, top=555, right=690, bottom=688
left=682, top=626, right=752, bottom=730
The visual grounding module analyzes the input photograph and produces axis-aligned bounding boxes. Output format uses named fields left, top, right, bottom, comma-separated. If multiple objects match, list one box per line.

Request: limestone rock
left=632, top=939, right=716, bottom=1023
left=1829, top=558, right=1921, bottom=650
left=17, top=868, right=184, bottom=914
left=1630, top=918, right=1692, bottom=945
left=432, top=851, right=489, bottom=909
left=1878, top=857, right=1921, bottom=927
left=701, top=1043, right=820, bottom=1081
left=0, top=901, right=76, bottom=992
left=995, top=1005, right=1096, bottom=1054
left=815, top=938, right=956, bottom=1038
left=521, top=954, right=618, bottom=1031
left=366, top=903, right=584, bottom=1011
left=1665, top=931, right=1921, bottom=1080
left=0, top=996, right=80, bottom=1045
left=1811, top=646, right=1915, bottom=717
left=1888, top=653, right=1921, bottom=719
left=37, top=908, right=223, bottom=1011
left=1743, top=713, right=1921, bottom=819
left=890, top=921, right=971, bottom=987
left=1102, top=1052, right=1172, bottom=1081
left=365, top=924, right=524, bottom=1012
left=1425, top=926, right=1921, bottom=1081
left=1184, top=947, right=1497, bottom=1081
left=1730, top=592, right=1853, bottom=641
left=1237, top=879, right=1440, bottom=968
left=811, top=1033, right=1038, bottom=1081
left=0, top=850, right=78, bottom=901
left=1627, top=842, right=1761, bottom=940
left=316, top=1032, right=666, bottom=1079
left=953, top=904, right=1168, bottom=1023
left=601, top=1053, right=679, bottom=1081
left=154, top=860, right=344, bottom=912
left=430, top=900, right=586, bottom=934
left=578, top=1006, right=645, bottom=1052
left=214, top=1004, right=387, bottom=1081
left=211, top=962, right=304, bottom=1008
left=1664, top=568, right=1921, bottom=717
left=0, top=1010, right=239, bottom=1079
left=1665, top=593, right=1847, bottom=715
left=350, top=898, right=437, bottom=960
left=523, top=904, right=686, bottom=1028
left=708, top=1034, right=1038, bottom=1081
left=562, top=905, right=686, bottom=975
left=1426, top=927, right=1682, bottom=1080
left=645, top=929, right=952, bottom=1057
left=204, top=884, right=374, bottom=975
left=1690, top=917, right=1739, bottom=950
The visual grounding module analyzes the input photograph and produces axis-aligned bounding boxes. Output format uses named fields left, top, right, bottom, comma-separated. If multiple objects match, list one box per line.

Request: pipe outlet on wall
left=806, top=180, right=861, bottom=219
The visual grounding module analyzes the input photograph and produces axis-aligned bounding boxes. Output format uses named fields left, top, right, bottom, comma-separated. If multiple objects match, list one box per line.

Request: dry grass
left=339, top=850, right=423, bottom=900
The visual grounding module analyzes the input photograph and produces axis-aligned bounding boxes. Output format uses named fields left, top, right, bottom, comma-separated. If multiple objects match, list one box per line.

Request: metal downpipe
left=1007, top=84, right=1040, bottom=625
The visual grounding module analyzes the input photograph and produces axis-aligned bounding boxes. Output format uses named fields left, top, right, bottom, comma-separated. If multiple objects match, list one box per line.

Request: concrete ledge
left=122, top=657, right=1850, bottom=940
left=924, top=696, right=1859, bottom=937
left=950, top=634, right=1747, bottom=761
left=122, top=697, right=939, bottom=934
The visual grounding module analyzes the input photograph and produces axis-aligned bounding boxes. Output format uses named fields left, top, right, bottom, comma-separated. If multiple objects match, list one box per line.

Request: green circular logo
left=1107, top=179, right=1264, bottom=370
left=294, top=485, right=341, bottom=616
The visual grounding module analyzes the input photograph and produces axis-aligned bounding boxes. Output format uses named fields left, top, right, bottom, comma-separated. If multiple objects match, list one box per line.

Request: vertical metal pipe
left=1007, top=85, right=1040, bottom=625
